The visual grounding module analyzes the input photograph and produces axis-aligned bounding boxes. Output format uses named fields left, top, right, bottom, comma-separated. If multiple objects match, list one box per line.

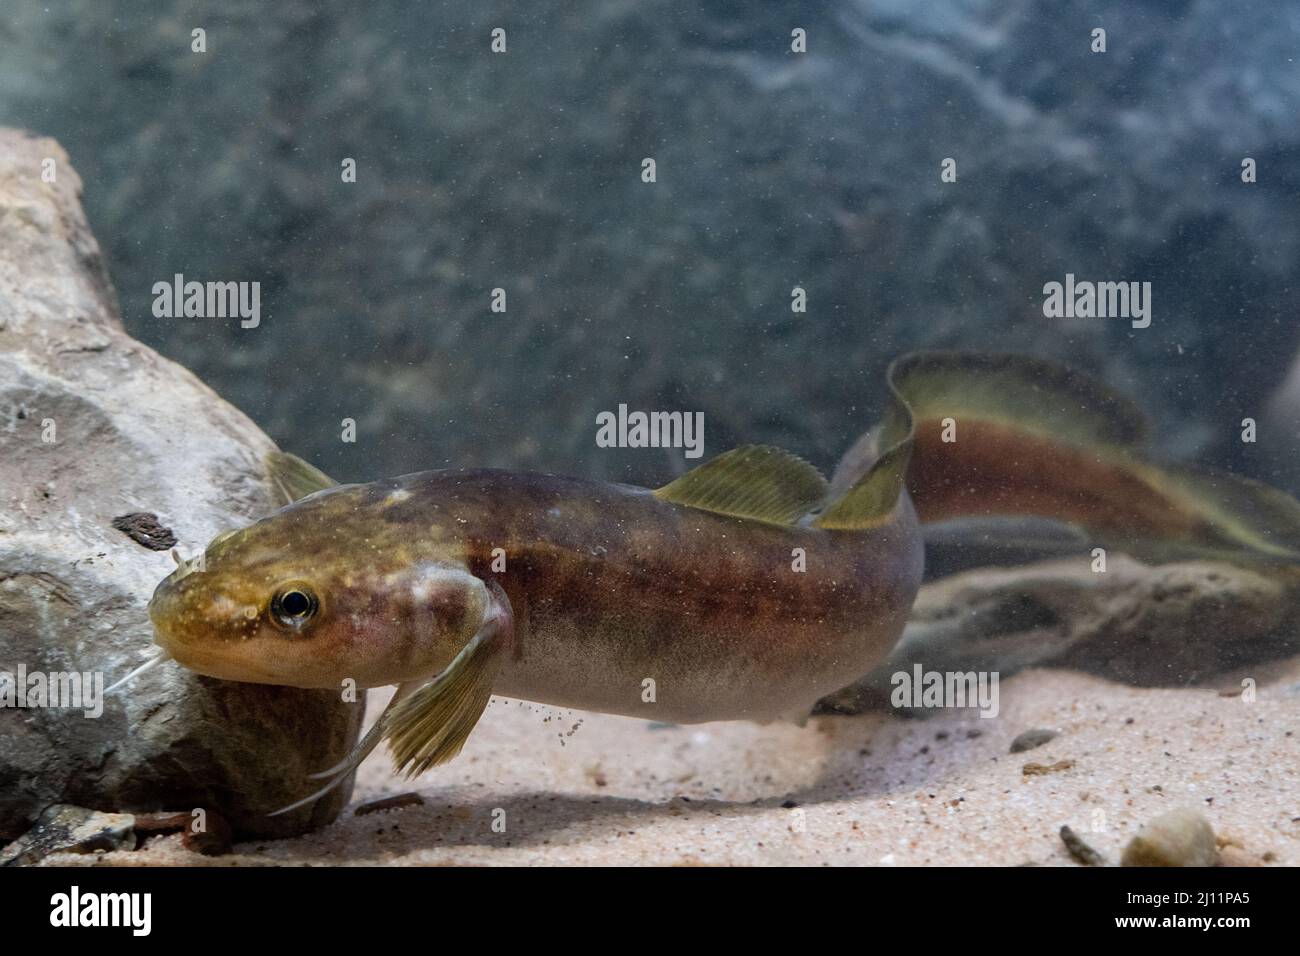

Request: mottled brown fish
left=131, top=352, right=1300, bottom=813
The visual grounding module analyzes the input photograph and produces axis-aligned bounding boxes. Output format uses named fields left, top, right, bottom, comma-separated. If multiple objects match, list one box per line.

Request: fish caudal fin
left=818, top=351, right=1300, bottom=564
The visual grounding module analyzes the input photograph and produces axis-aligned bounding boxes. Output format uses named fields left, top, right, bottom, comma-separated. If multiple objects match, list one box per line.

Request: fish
left=136, top=351, right=1300, bottom=812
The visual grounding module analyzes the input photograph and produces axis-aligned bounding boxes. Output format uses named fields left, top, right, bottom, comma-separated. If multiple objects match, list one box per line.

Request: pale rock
left=1121, top=808, right=1219, bottom=868
left=817, top=554, right=1300, bottom=714
left=0, top=128, right=363, bottom=841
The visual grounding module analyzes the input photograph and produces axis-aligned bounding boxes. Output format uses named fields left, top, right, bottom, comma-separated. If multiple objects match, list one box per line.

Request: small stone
left=0, top=805, right=136, bottom=866
left=354, top=793, right=426, bottom=816
left=1059, top=825, right=1106, bottom=866
left=1121, top=808, right=1219, bottom=867
left=110, top=512, right=177, bottom=551
left=1216, top=845, right=1261, bottom=868
left=180, top=811, right=233, bottom=856
left=1022, top=759, right=1074, bottom=776
left=1010, top=728, right=1058, bottom=753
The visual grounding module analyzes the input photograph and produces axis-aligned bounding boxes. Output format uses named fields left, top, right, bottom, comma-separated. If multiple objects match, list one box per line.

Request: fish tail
left=816, top=351, right=1300, bottom=564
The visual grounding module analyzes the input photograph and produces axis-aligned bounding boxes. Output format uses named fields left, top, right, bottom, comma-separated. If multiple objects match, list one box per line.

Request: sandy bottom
left=46, top=659, right=1300, bottom=866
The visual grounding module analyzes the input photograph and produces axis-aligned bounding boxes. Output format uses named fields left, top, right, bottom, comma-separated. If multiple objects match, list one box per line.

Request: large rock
left=0, top=128, right=363, bottom=841
left=817, top=554, right=1300, bottom=714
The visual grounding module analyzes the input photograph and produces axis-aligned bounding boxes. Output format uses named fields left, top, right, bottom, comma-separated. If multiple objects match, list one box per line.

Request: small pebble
left=1217, top=845, right=1261, bottom=868
left=1010, top=728, right=1058, bottom=753
left=1120, top=808, right=1219, bottom=867
left=1059, top=825, right=1106, bottom=866
left=1022, top=759, right=1074, bottom=776
left=354, top=792, right=426, bottom=816
left=181, top=811, right=233, bottom=856
left=111, top=512, right=177, bottom=550
left=0, top=805, right=136, bottom=866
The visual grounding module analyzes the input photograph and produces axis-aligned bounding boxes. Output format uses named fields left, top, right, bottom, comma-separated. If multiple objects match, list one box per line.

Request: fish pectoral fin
left=654, top=444, right=828, bottom=525
left=384, top=608, right=509, bottom=778
left=265, top=451, right=338, bottom=506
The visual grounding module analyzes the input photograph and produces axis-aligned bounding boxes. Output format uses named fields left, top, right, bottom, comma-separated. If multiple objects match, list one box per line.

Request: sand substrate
left=37, top=659, right=1300, bottom=866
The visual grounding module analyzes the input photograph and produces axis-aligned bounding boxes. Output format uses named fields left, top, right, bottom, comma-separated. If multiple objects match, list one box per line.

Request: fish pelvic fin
left=820, top=350, right=1300, bottom=563
left=384, top=586, right=512, bottom=778
left=655, top=444, right=828, bottom=525
left=265, top=450, right=338, bottom=506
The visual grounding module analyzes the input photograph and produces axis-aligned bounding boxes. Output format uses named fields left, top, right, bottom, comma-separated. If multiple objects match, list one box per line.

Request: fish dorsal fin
left=266, top=451, right=338, bottom=505
left=654, top=445, right=828, bottom=525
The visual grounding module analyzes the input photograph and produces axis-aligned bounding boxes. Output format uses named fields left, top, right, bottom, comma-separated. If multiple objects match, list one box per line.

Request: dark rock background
left=2, top=0, right=1297, bottom=491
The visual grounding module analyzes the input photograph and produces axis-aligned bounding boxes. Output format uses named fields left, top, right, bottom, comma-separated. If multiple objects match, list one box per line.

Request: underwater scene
left=0, top=0, right=1297, bottom=902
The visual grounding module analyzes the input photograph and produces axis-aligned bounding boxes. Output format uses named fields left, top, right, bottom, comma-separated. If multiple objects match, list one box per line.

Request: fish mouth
left=146, top=584, right=170, bottom=638
left=145, top=580, right=316, bottom=687
left=146, top=576, right=211, bottom=667
left=99, top=578, right=185, bottom=696
left=145, top=605, right=263, bottom=684
left=147, top=572, right=182, bottom=636
left=146, top=590, right=190, bottom=673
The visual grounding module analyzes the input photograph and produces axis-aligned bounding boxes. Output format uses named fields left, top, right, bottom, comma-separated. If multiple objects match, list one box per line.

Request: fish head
left=147, top=484, right=490, bottom=689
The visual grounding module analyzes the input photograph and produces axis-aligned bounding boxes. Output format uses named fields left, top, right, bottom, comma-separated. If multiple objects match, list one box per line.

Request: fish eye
left=270, top=584, right=319, bottom=631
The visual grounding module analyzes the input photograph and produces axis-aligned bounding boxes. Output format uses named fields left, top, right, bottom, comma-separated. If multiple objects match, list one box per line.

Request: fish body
left=462, top=470, right=922, bottom=723
left=151, top=468, right=923, bottom=724
left=139, top=351, right=1300, bottom=808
